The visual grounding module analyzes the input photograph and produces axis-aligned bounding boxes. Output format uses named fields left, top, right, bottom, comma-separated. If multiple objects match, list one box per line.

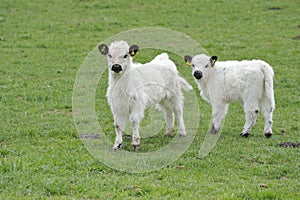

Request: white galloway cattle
left=131, top=52, right=176, bottom=69
left=149, top=53, right=177, bottom=70
left=98, top=41, right=192, bottom=150
left=184, top=54, right=275, bottom=138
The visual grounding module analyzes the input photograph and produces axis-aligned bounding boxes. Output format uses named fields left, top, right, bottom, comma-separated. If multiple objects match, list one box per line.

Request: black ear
left=184, top=55, right=193, bottom=66
left=210, top=55, right=217, bottom=67
left=129, top=45, right=139, bottom=57
left=98, top=44, right=109, bottom=55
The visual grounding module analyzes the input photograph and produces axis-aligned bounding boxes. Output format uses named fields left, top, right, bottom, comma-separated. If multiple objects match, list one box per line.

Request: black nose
left=193, top=71, right=202, bottom=79
left=111, top=64, right=122, bottom=73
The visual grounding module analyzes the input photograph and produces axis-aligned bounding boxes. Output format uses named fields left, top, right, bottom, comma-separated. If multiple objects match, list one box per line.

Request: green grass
left=1, top=0, right=299, bottom=199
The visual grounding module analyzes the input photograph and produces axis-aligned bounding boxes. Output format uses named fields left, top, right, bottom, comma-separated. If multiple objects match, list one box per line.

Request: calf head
left=98, top=41, right=139, bottom=74
left=184, top=54, right=217, bottom=80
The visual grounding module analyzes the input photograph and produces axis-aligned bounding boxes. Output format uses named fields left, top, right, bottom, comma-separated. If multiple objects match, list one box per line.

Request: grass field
left=1, top=0, right=299, bottom=199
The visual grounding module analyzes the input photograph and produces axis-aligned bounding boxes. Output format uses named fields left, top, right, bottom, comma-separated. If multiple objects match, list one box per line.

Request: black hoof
left=113, top=143, right=122, bottom=150
left=132, top=144, right=140, bottom=151
left=240, top=132, right=249, bottom=138
left=164, top=129, right=174, bottom=137
left=164, top=133, right=173, bottom=138
left=210, top=124, right=218, bottom=134
left=178, top=133, right=187, bottom=137
left=264, top=132, right=272, bottom=138
left=210, top=129, right=218, bottom=134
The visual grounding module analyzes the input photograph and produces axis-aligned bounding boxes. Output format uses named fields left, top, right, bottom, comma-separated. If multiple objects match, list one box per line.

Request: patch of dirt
left=279, top=142, right=300, bottom=148
left=292, top=36, right=300, bottom=40
left=78, top=134, right=100, bottom=139
left=268, top=7, right=281, bottom=10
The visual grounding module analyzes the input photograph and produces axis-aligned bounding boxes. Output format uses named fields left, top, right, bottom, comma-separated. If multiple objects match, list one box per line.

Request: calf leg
left=130, top=115, right=141, bottom=150
left=174, top=104, right=186, bottom=137
left=260, top=97, right=274, bottom=138
left=113, top=115, right=127, bottom=149
left=211, top=102, right=228, bottom=134
left=160, top=100, right=175, bottom=137
left=129, top=104, right=144, bottom=150
left=170, top=95, right=186, bottom=137
left=240, top=102, right=259, bottom=137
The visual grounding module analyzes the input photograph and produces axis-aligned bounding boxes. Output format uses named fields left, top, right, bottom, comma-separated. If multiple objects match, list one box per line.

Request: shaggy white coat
left=102, top=41, right=192, bottom=149
left=187, top=54, right=275, bottom=137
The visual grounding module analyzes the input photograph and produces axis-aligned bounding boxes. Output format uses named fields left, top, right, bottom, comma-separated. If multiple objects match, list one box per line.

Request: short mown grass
left=0, top=0, right=299, bottom=199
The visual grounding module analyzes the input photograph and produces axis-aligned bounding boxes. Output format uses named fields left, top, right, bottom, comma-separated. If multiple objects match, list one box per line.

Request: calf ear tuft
left=98, top=44, right=109, bottom=55
left=129, top=45, right=139, bottom=57
left=184, top=55, right=192, bottom=66
left=210, top=56, right=218, bottom=67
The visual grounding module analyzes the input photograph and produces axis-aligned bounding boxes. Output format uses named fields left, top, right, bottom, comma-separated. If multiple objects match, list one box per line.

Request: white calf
left=98, top=41, right=192, bottom=149
left=131, top=52, right=176, bottom=69
left=184, top=54, right=275, bottom=138
left=149, top=53, right=192, bottom=91
left=149, top=53, right=177, bottom=70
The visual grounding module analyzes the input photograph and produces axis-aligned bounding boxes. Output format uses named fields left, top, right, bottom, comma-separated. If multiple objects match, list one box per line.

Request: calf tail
left=178, top=76, right=193, bottom=91
left=261, top=62, right=275, bottom=109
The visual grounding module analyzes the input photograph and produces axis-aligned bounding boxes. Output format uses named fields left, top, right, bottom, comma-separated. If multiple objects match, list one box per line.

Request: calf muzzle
left=111, top=64, right=122, bottom=73
left=193, top=71, right=203, bottom=79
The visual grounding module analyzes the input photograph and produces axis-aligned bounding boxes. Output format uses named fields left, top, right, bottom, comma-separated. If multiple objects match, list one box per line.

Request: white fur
left=149, top=53, right=177, bottom=70
left=190, top=54, right=275, bottom=137
left=148, top=53, right=192, bottom=91
left=105, top=41, right=192, bottom=149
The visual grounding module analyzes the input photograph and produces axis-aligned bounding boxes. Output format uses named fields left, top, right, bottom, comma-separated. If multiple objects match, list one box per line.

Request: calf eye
left=124, top=54, right=128, bottom=58
left=205, top=64, right=208, bottom=68
left=192, top=64, right=195, bottom=68
left=108, top=54, right=112, bottom=58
